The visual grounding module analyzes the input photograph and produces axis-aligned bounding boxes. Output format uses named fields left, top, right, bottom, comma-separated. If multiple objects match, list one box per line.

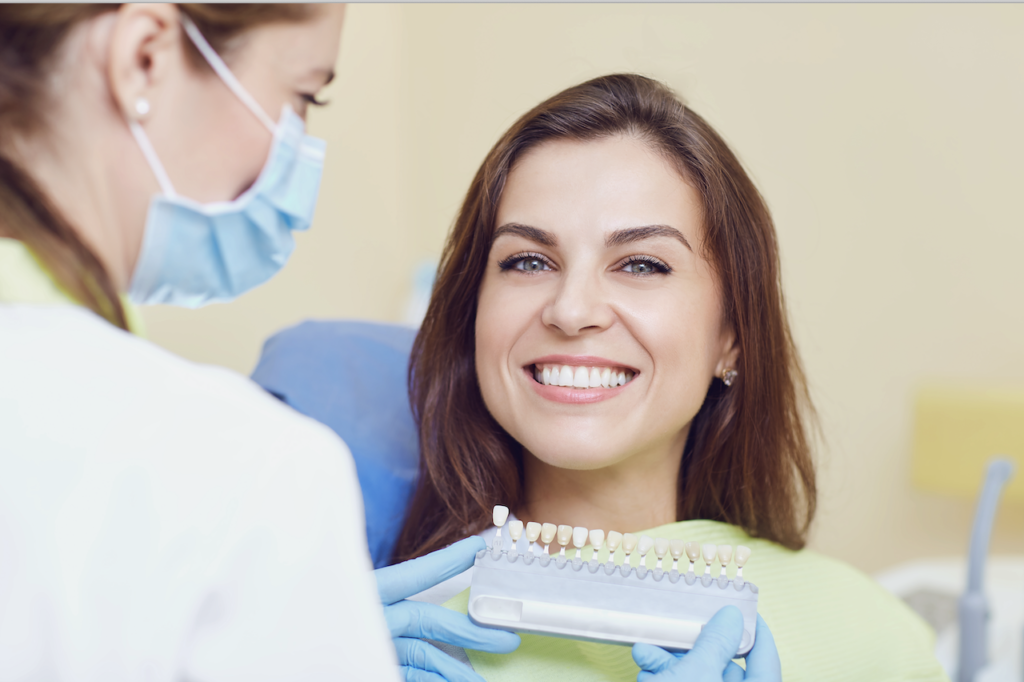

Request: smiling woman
left=395, top=74, right=946, bottom=681
left=398, top=73, right=814, bottom=559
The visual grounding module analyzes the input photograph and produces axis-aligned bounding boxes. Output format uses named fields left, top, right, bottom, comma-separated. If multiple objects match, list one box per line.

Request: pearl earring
left=134, top=97, right=151, bottom=118
left=721, top=368, right=738, bottom=387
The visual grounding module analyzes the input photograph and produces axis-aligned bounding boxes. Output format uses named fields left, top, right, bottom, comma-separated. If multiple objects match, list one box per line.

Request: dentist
left=0, top=5, right=777, bottom=682
left=0, top=5, right=519, bottom=681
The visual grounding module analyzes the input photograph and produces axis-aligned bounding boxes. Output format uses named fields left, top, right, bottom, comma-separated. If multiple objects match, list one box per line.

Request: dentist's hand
left=632, top=607, right=781, bottom=682
left=376, top=536, right=521, bottom=682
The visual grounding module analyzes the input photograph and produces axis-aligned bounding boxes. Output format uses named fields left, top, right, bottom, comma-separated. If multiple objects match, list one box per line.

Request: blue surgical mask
left=127, top=16, right=327, bottom=307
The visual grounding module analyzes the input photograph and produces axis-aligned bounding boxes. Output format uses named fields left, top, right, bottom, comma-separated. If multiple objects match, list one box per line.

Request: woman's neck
left=518, top=429, right=687, bottom=535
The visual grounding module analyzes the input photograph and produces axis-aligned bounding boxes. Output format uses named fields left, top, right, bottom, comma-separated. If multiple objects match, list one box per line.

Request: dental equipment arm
left=958, top=458, right=1015, bottom=682
left=376, top=537, right=521, bottom=682
left=632, top=608, right=781, bottom=682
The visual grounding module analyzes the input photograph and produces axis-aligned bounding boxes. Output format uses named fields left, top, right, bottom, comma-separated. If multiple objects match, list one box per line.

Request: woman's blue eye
left=624, top=261, right=655, bottom=274
left=498, top=252, right=552, bottom=272
left=621, top=257, right=670, bottom=275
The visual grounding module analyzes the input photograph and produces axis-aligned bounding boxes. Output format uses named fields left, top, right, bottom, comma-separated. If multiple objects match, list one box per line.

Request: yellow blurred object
left=912, top=385, right=1024, bottom=501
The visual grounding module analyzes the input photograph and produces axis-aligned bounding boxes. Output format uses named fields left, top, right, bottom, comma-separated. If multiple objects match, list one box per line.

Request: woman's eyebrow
left=493, top=223, right=558, bottom=247
left=606, top=225, right=692, bottom=251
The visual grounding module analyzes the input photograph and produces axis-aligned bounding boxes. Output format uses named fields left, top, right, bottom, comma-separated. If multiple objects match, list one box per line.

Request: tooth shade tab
left=605, top=531, right=623, bottom=554
left=717, top=545, right=733, bottom=566
left=572, top=526, right=588, bottom=549
left=669, top=539, right=685, bottom=571
left=493, top=505, right=510, bottom=527
left=637, top=535, right=655, bottom=559
left=588, top=529, right=605, bottom=553
left=701, top=544, right=717, bottom=563
left=735, top=545, right=751, bottom=567
left=653, top=537, right=670, bottom=569
left=621, top=533, right=638, bottom=558
left=684, top=541, right=701, bottom=562
left=509, top=520, right=524, bottom=543
left=556, top=525, right=573, bottom=547
left=526, top=522, right=542, bottom=543
left=541, top=523, right=557, bottom=548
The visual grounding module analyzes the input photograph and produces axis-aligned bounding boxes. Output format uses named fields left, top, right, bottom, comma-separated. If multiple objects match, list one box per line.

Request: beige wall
left=141, top=4, right=1024, bottom=574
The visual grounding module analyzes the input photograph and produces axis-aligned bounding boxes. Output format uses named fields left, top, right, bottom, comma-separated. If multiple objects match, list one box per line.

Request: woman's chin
left=522, top=443, right=628, bottom=472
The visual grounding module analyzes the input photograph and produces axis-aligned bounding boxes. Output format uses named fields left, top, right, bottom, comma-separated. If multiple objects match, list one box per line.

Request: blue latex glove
left=376, top=536, right=521, bottom=681
left=633, top=607, right=781, bottom=682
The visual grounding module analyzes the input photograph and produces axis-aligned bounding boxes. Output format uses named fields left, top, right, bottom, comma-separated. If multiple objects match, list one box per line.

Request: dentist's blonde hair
left=397, top=74, right=817, bottom=562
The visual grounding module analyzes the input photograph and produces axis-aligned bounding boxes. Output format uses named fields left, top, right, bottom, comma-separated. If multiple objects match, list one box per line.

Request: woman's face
left=475, top=135, right=738, bottom=473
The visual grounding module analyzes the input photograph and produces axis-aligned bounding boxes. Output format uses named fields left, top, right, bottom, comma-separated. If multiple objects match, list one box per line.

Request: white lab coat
left=0, top=304, right=399, bottom=682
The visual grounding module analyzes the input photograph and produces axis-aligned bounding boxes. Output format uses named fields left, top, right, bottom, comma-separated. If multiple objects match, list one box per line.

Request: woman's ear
left=106, top=3, right=183, bottom=122
left=714, top=326, right=740, bottom=377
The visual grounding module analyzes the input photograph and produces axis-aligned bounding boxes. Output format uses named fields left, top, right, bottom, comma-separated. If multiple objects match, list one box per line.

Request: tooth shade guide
left=474, top=509, right=760, bottom=651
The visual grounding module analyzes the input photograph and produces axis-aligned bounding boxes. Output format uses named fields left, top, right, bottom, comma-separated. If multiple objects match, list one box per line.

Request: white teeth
left=535, top=364, right=636, bottom=388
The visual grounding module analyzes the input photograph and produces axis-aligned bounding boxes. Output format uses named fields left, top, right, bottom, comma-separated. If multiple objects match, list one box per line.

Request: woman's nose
left=541, top=271, right=614, bottom=336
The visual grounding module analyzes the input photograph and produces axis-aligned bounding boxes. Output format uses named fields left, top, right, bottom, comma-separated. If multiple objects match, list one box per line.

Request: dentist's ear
left=106, top=3, right=182, bottom=122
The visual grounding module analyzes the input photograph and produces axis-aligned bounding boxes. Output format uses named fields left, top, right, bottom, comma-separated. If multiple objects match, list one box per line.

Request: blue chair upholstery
left=251, top=320, right=420, bottom=568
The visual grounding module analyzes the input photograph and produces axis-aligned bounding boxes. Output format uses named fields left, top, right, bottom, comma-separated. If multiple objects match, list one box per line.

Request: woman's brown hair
left=395, top=73, right=817, bottom=562
left=0, top=4, right=312, bottom=329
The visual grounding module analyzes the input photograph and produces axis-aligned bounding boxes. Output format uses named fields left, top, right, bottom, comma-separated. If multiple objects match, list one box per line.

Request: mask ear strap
left=129, top=120, right=177, bottom=198
left=180, top=14, right=278, bottom=134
